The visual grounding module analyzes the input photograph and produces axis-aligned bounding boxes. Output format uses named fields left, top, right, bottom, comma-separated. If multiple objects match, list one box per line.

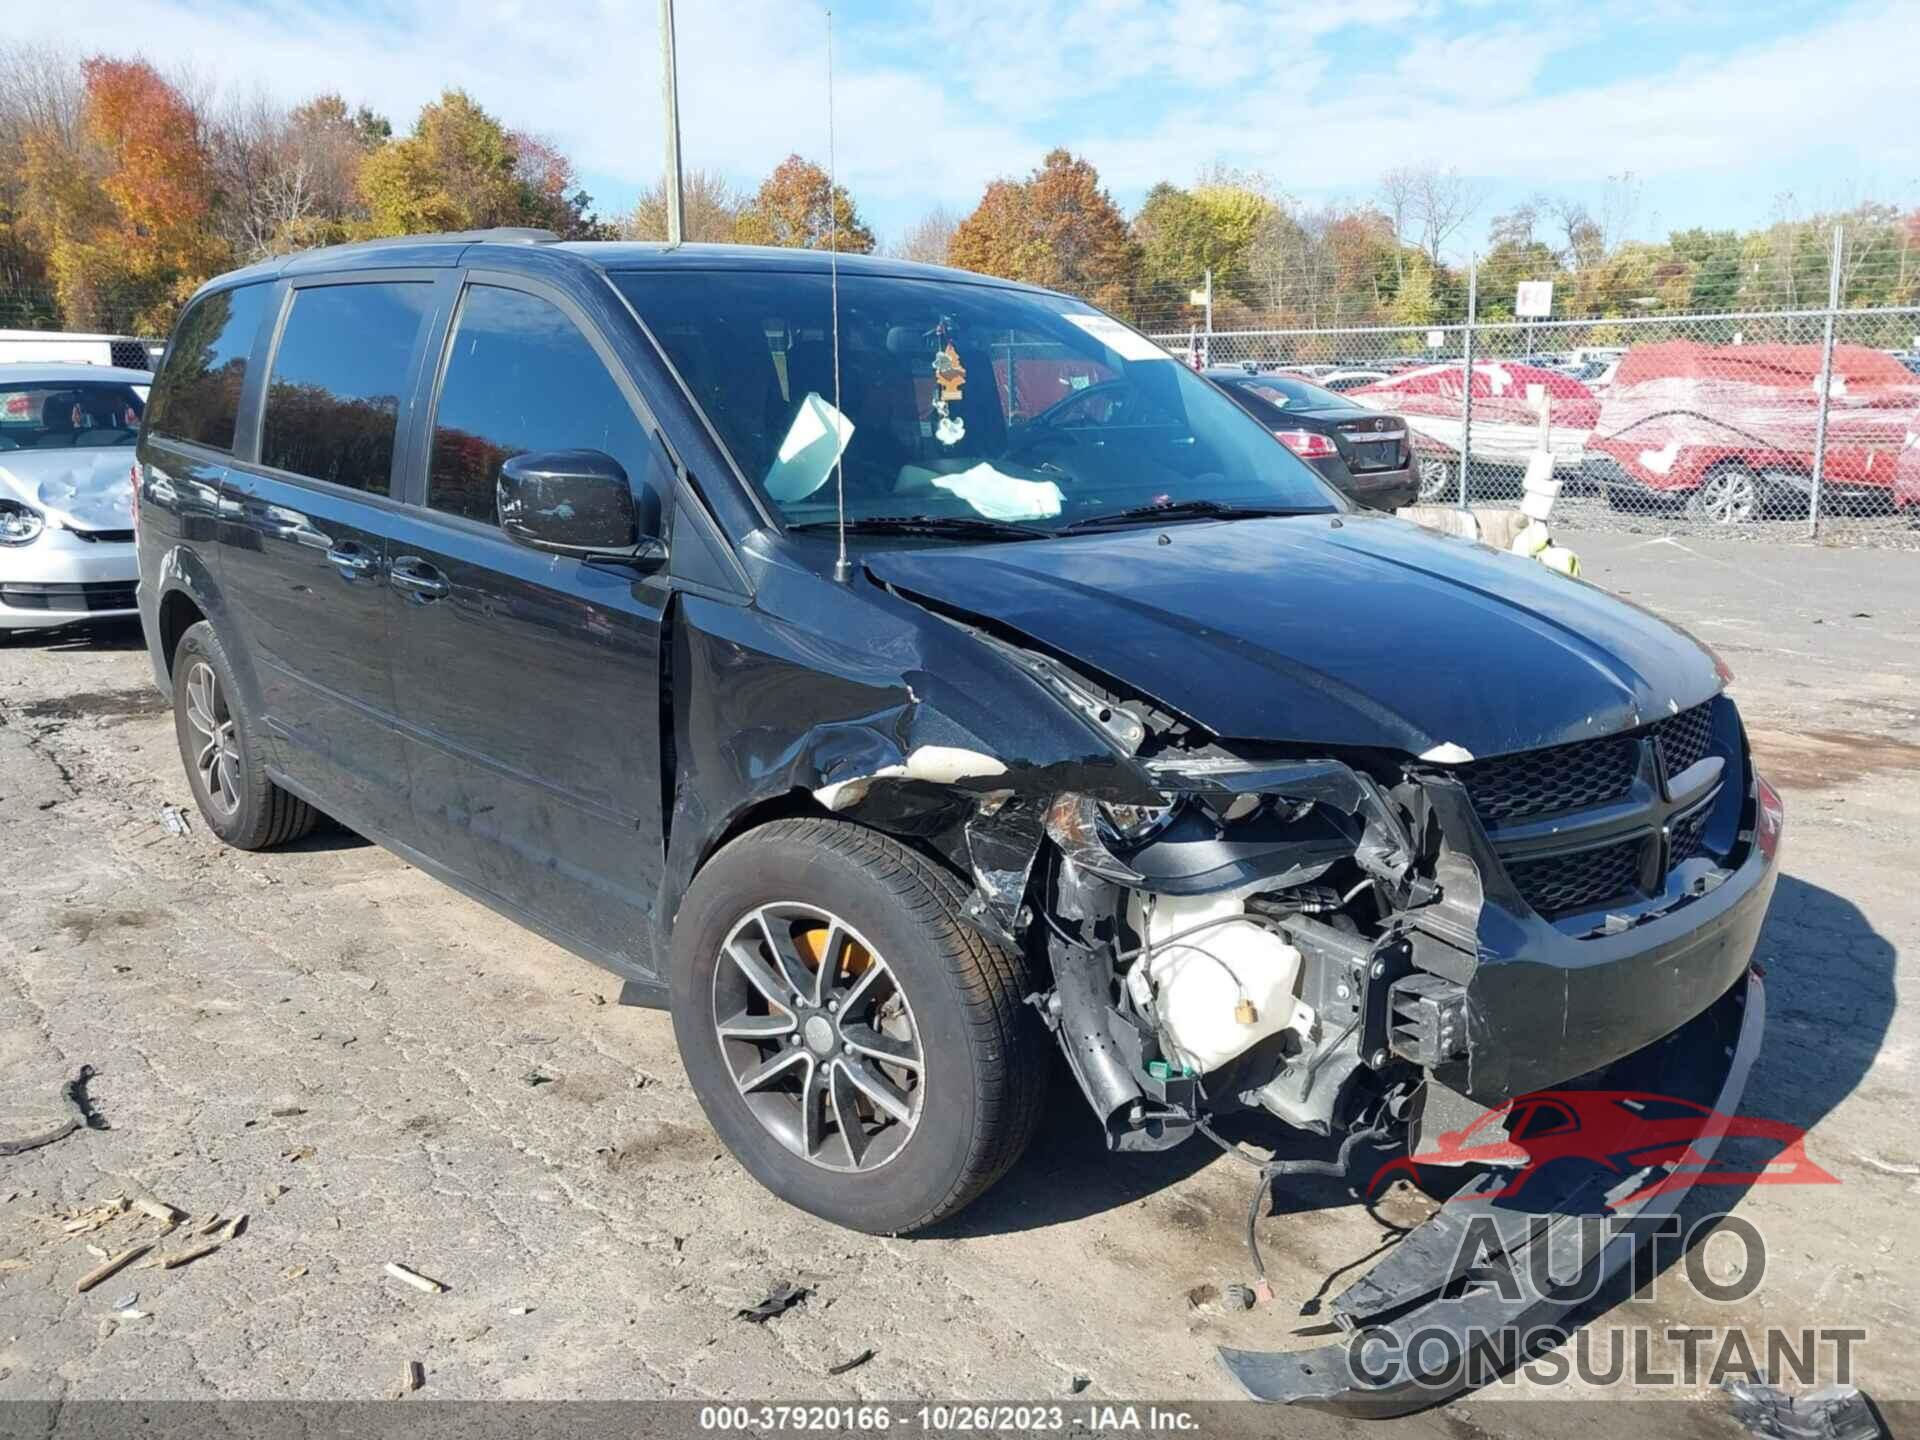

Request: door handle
left=325, top=544, right=376, bottom=579
left=389, top=556, right=449, bottom=602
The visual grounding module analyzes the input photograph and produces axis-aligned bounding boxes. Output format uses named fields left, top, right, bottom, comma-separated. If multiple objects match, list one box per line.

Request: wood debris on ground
left=384, top=1261, right=449, bottom=1294
left=75, top=1244, right=151, bottom=1294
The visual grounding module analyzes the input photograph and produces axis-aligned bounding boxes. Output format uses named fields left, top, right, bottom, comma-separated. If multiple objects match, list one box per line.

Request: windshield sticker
left=1063, top=313, right=1172, bottom=363
left=764, top=392, right=855, bottom=502
left=931, top=462, right=1063, bottom=521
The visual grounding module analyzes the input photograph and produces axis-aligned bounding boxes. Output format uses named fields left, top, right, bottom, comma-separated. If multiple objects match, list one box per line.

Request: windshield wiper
left=1058, top=499, right=1325, bottom=533
left=789, top=514, right=1052, bottom=542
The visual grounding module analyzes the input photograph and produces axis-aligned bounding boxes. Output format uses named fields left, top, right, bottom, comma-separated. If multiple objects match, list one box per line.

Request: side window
left=427, top=285, right=654, bottom=526
left=145, top=283, right=272, bottom=451
left=258, top=282, right=434, bottom=495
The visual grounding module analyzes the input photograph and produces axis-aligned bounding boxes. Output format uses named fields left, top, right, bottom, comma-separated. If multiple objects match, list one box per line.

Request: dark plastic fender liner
left=1218, top=966, right=1766, bottom=1413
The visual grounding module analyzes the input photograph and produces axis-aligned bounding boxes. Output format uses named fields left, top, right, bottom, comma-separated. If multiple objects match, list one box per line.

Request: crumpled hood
left=865, top=513, right=1723, bottom=760
left=0, top=447, right=136, bottom=531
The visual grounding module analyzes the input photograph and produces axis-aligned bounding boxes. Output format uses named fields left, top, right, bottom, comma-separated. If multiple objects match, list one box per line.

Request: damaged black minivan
left=137, top=233, right=1780, bottom=1289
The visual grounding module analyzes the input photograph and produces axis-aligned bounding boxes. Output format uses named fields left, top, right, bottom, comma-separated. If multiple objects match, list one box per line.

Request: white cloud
left=8, top=0, right=1915, bottom=240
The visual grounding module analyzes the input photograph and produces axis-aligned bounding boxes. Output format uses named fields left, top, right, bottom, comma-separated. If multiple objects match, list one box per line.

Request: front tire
left=171, top=621, right=319, bottom=849
left=670, top=818, right=1047, bottom=1233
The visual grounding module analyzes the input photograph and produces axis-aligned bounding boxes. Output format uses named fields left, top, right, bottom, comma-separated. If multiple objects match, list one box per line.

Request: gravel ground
left=0, top=527, right=1915, bottom=1430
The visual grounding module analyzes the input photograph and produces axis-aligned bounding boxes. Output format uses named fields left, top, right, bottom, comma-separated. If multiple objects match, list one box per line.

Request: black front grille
left=1651, top=704, right=1714, bottom=775
left=1444, top=699, right=1727, bottom=919
left=1506, top=838, right=1646, bottom=916
left=72, top=529, right=135, bottom=544
left=1454, top=734, right=1639, bottom=826
left=0, top=582, right=138, bottom=613
left=109, top=340, right=152, bottom=370
left=1669, top=805, right=1712, bottom=866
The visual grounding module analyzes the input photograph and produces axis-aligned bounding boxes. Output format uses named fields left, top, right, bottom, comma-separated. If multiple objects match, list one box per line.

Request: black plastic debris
left=1722, top=1379, right=1884, bottom=1440
left=736, top=1281, right=811, bottom=1324
left=0, top=1066, right=102, bottom=1157
left=826, top=1348, right=875, bottom=1376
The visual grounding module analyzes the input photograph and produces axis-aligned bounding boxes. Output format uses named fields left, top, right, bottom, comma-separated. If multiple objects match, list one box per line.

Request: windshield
left=0, top=381, right=147, bottom=451
left=614, top=270, right=1338, bottom=535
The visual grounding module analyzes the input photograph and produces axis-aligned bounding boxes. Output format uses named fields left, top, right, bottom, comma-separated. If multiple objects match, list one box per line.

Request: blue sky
left=22, top=0, right=1920, bottom=256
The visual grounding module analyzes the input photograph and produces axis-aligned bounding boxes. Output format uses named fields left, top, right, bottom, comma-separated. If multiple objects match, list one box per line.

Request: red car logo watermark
left=1370, top=1089, right=1838, bottom=1207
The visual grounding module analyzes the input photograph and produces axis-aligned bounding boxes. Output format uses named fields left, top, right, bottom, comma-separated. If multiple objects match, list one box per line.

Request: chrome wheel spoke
left=756, top=911, right=821, bottom=1002
left=827, top=1062, right=870, bottom=1167
left=716, top=1006, right=796, bottom=1041
left=724, top=937, right=801, bottom=1014
left=839, top=1055, right=915, bottom=1125
left=735, top=1045, right=809, bottom=1096
left=839, top=1021, right=921, bottom=1072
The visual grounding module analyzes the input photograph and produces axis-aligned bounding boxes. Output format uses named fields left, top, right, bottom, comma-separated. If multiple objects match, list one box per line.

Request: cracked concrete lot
left=0, top=528, right=1915, bottom=1430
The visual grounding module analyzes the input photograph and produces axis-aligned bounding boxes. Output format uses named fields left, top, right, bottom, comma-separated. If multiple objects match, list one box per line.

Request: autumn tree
left=22, top=57, right=227, bottom=331
left=625, top=168, right=746, bottom=243
left=948, top=148, right=1139, bottom=316
left=359, top=89, right=604, bottom=239
left=734, top=155, right=874, bottom=252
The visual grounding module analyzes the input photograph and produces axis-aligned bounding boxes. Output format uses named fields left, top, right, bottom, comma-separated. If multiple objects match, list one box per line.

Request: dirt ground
left=0, top=527, right=1915, bottom=1430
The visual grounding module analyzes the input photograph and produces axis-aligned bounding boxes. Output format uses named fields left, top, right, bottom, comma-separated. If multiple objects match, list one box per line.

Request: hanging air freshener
left=930, top=327, right=967, bottom=446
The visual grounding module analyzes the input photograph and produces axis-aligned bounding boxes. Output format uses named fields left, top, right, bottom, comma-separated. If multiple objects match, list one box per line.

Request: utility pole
left=660, top=0, right=685, bottom=246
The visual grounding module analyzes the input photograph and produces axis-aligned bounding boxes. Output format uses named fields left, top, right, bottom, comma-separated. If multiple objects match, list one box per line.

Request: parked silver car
left=0, top=363, right=147, bottom=633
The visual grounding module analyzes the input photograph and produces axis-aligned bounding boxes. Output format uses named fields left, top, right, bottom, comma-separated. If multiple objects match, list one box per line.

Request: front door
left=216, top=275, right=439, bottom=842
left=386, top=278, right=671, bottom=975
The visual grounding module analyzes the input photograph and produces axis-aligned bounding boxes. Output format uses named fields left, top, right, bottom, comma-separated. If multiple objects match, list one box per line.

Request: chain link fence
left=1150, top=273, right=1920, bottom=548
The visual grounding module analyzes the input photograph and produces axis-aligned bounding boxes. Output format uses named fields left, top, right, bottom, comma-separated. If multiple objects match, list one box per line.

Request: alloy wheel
left=184, top=661, right=242, bottom=817
left=1689, top=468, right=1758, bottom=525
left=1417, top=456, right=1456, bottom=502
left=712, top=902, right=924, bottom=1173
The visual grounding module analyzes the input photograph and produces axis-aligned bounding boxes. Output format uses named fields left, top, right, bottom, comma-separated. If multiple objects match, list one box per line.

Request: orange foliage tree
left=948, top=149, right=1140, bottom=318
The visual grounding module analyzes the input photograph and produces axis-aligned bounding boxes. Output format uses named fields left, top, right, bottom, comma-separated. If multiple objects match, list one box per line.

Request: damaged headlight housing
left=0, top=499, right=45, bottom=546
left=1097, top=799, right=1177, bottom=843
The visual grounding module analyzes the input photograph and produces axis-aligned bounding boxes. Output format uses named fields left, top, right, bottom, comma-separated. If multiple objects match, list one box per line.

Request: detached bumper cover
left=1219, top=966, right=1766, bottom=1413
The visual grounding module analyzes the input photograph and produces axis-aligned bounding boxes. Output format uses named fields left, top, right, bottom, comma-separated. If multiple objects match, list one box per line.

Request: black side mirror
left=497, top=449, right=661, bottom=558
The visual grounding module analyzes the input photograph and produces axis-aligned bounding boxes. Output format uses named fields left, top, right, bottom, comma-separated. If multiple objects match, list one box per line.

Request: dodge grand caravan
left=136, top=232, right=1779, bottom=1407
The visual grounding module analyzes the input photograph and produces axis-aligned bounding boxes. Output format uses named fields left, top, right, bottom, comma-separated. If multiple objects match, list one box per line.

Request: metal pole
left=1807, top=224, right=1842, bottom=538
left=1458, top=255, right=1476, bottom=511
left=660, top=0, right=685, bottom=247
left=1204, top=267, right=1214, bottom=361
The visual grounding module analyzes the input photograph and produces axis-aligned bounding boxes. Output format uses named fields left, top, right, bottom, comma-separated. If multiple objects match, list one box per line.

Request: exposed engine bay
left=813, top=618, right=1772, bottom=1176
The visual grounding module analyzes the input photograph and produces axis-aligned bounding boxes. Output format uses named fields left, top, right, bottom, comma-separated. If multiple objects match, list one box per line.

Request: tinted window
left=259, top=282, right=433, bottom=495
left=1238, top=375, right=1352, bottom=409
left=146, top=283, right=271, bottom=451
left=427, top=285, right=651, bottom=525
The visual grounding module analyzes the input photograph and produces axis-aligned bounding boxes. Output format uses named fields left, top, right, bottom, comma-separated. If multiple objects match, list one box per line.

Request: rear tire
left=1416, top=455, right=1458, bottom=503
left=171, top=621, right=319, bottom=850
left=1685, top=464, right=1760, bottom=525
left=670, top=817, right=1047, bottom=1234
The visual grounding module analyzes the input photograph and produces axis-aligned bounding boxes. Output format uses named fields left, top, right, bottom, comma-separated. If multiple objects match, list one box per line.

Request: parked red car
left=1346, top=362, right=1599, bottom=502
left=1370, top=1088, right=1837, bottom=1206
left=1584, top=341, right=1920, bottom=524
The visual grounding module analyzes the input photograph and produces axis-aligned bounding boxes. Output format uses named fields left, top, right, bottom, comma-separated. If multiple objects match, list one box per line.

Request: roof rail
left=442, top=227, right=560, bottom=244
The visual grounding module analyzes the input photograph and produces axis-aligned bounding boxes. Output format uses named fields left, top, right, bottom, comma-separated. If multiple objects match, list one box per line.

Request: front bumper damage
left=1219, top=966, right=1765, bottom=1413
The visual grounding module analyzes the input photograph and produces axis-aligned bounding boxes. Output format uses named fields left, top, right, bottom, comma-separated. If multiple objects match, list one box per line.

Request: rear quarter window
left=145, top=283, right=273, bottom=452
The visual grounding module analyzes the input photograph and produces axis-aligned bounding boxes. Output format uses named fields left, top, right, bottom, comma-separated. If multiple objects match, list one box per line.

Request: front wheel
left=670, top=818, right=1048, bottom=1234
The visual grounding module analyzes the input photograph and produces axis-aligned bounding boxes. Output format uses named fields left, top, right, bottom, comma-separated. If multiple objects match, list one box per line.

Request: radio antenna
left=826, top=5, right=851, bottom=583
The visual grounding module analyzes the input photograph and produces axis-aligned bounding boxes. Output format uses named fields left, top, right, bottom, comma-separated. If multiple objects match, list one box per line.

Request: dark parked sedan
left=1204, top=366, right=1416, bottom=510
